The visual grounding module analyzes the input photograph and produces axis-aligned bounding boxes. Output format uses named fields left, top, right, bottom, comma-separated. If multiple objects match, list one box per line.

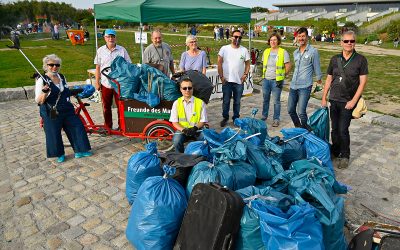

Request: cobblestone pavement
left=1, top=88, right=400, bottom=249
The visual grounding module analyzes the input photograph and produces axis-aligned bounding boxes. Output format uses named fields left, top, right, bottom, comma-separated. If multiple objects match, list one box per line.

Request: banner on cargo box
left=124, top=106, right=170, bottom=119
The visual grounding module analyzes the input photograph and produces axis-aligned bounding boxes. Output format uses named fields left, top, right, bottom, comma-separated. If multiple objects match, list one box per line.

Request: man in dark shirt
left=321, top=30, right=368, bottom=169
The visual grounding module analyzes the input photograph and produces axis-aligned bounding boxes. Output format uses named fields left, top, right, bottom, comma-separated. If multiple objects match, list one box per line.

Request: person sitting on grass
left=35, top=54, right=92, bottom=163
left=169, top=78, right=208, bottom=153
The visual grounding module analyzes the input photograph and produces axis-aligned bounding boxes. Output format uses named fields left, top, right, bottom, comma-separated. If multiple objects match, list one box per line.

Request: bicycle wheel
left=145, top=124, right=175, bottom=151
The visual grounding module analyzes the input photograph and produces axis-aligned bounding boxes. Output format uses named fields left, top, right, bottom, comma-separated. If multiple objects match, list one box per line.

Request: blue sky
left=2, top=0, right=301, bottom=10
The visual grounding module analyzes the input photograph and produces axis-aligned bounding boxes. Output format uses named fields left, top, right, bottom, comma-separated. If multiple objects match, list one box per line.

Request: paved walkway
left=1, top=87, right=400, bottom=249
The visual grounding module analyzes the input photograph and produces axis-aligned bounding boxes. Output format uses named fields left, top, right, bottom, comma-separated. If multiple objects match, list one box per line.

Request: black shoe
left=220, top=118, right=228, bottom=127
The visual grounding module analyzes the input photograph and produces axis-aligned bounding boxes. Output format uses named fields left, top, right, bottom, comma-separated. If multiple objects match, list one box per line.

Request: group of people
left=35, top=27, right=368, bottom=170
left=260, top=27, right=368, bottom=169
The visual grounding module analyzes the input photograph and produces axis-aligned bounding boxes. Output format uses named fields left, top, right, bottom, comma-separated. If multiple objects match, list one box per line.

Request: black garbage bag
left=178, top=70, right=213, bottom=104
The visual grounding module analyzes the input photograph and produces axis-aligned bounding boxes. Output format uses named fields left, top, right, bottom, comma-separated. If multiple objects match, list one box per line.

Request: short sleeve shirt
left=327, top=51, right=368, bottom=102
left=169, top=97, right=208, bottom=123
left=143, top=42, right=174, bottom=76
left=179, top=50, right=208, bottom=72
left=218, top=45, right=250, bottom=84
left=94, top=44, right=132, bottom=88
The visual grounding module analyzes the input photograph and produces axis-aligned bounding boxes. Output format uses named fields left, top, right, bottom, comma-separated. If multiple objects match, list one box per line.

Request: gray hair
left=341, top=30, right=356, bottom=40
left=151, top=30, right=162, bottom=38
left=185, top=35, right=197, bottom=45
left=42, top=54, right=62, bottom=72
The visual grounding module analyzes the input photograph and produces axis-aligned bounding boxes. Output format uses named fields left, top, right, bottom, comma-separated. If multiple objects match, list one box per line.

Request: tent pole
left=94, top=18, right=98, bottom=50
left=140, top=22, right=144, bottom=64
left=186, top=24, right=189, bottom=51
left=248, top=23, right=251, bottom=53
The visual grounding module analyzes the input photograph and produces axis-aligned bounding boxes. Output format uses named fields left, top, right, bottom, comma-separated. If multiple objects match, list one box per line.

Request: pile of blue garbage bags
left=107, top=56, right=181, bottom=107
left=124, top=107, right=348, bottom=250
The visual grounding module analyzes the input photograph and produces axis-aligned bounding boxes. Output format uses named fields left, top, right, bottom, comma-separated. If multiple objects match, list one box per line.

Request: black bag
left=179, top=70, right=213, bottom=104
left=174, top=182, right=244, bottom=250
left=159, top=152, right=206, bottom=187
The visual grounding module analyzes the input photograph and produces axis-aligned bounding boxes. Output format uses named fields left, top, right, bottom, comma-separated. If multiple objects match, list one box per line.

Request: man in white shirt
left=94, top=29, right=131, bottom=129
left=217, top=30, right=250, bottom=127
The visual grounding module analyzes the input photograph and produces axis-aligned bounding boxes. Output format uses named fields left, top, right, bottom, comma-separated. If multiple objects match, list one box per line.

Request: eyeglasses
left=181, top=87, right=193, bottom=91
left=48, top=64, right=60, bottom=67
left=342, top=40, right=355, bottom=44
left=233, top=36, right=242, bottom=39
left=105, top=35, right=115, bottom=38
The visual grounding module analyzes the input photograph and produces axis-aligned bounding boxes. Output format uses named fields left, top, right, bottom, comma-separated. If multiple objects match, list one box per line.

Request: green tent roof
left=94, top=0, right=251, bottom=23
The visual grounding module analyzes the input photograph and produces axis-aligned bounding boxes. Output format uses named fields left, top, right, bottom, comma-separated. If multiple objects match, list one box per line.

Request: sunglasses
left=189, top=41, right=197, bottom=44
left=48, top=64, right=60, bottom=67
left=181, top=87, right=193, bottom=91
left=233, top=36, right=242, bottom=39
left=342, top=40, right=355, bottom=44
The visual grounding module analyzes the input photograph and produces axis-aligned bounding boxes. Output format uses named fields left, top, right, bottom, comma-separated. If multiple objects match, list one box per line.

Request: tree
left=386, top=19, right=400, bottom=40
left=251, top=7, right=269, bottom=13
left=314, top=18, right=338, bottom=35
left=343, top=21, right=358, bottom=33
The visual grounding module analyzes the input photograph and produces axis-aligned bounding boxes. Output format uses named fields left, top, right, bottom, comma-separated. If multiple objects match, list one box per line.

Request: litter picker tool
left=6, top=31, right=50, bottom=85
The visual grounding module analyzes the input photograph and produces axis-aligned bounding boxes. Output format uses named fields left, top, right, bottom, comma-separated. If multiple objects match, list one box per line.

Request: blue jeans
left=222, top=82, right=244, bottom=120
left=173, top=131, right=204, bottom=153
left=287, top=86, right=312, bottom=127
left=262, top=79, right=282, bottom=121
left=329, top=100, right=353, bottom=159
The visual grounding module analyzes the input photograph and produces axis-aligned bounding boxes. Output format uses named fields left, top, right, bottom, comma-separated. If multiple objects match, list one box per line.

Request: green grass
left=1, top=28, right=400, bottom=103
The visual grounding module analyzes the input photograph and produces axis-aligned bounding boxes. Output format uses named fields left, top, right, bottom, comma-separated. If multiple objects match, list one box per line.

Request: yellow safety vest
left=177, top=96, right=203, bottom=128
left=262, top=47, right=286, bottom=81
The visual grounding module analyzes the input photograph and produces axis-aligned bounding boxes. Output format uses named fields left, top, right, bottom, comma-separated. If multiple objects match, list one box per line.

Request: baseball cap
left=104, top=29, right=116, bottom=36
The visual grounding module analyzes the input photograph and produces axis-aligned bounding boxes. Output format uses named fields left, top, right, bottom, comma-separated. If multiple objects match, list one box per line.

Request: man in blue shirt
left=288, top=27, right=322, bottom=130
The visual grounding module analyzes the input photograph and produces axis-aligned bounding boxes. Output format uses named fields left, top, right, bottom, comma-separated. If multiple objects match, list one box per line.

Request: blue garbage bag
left=308, top=107, right=330, bottom=143
left=203, top=128, right=243, bottom=149
left=184, top=140, right=212, bottom=162
left=321, top=196, right=346, bottom=250
left=281, top=128, right=335, bottom=174
left=133, top=91, right=160, bottom=108
left=73, top=84, right=95, bottom=98
left=211, top=139, right=247, bottom=163
left=139, top=64, right=181, bottom=101
left=235, top=186, right=294, bottom=250
left=288, top=158, right=347, bottom=250
left=244, top=140, right=284, bottom=180
left=125, top=142, right=162, bottom=205
left=186, top=160, right=234, bottom=197
left=228, top=161, right=257, bottom=190
left=234, top=117, right=268, bottom=142
left=252, top=201, right=324, bottom=250
left=108, top=56, right=141, bottom=99
left=126, top=166, right=187, bottom=250
left=262, top=170, right=296, bottom=194
left=281, top=138, right=306, bottom=170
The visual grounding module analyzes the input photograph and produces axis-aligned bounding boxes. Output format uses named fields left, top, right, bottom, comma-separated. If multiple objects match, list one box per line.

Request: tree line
left=0, top=1, right=93, bottom=27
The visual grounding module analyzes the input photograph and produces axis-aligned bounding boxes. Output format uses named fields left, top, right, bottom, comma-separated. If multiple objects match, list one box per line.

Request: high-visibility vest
left=262, top=47, right=286, bottom=81
left=177, top=96, right=203, bottom=128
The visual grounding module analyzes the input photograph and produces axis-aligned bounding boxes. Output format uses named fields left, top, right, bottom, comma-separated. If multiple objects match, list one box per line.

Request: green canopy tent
left=93, top=0, right=251, bottom=61
left=94, top=0, right=251, bottom=23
